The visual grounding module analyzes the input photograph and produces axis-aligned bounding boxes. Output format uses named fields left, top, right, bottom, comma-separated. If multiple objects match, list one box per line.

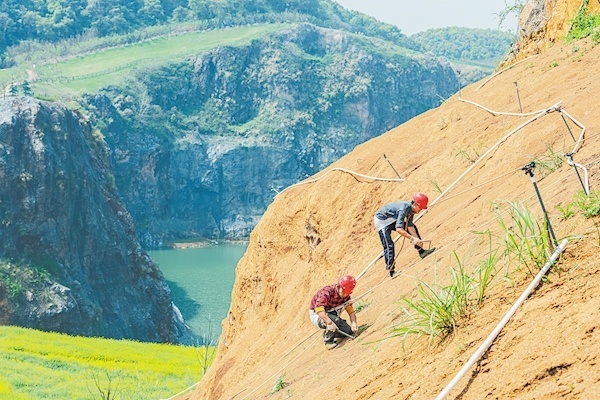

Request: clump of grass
left=572, top=189, right=600, bottom=218
left=390, top=253, right=474, bottom=346
left=472, top=231, right=501, bottom=305
left=354, top=299, right=370, bottom=313
left=494, top=201, right=552, bottom=275
left=431, top=180, right=443, bottom=194
left=529, top=145, right=564, bottom=179
left=272, top=375, right=287, bottom=393
left=555, top=202, right=577, bottom=220
left=452, top=145, right=485, bottom=164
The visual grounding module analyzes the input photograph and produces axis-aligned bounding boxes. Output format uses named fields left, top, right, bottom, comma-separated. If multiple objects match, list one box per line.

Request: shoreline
left=164, top=239, right=249, bottom=249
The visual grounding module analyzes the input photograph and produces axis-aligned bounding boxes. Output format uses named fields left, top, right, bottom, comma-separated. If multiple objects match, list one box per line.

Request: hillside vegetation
left=0, top=0, right=418, bottom=68
left=411, top=27, right=515, bottom=86
left=0, top=326, right=210, bottom=399
left=411, top=27, right=514, bottom=68
left=1, top=24, right=290, bottom=97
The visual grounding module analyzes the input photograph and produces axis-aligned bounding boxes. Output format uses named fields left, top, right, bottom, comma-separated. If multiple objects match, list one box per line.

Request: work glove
left=326, top=321, right=338, bottom=332
left=351, top=322, right=358, bottom=334
left=410, top=236, right=422, bottom=246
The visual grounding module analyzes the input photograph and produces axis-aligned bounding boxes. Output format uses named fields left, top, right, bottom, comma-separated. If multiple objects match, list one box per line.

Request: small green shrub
left=555, top=202, right=577, bottom=220
left=431, top=180, right=443, bottom=194
left=272, top=375, right=287, bottom=393
left=572, top=189, right=600, bottom=218
left=354, top=299, right=370, bottom=313
left=567, top=9, right=600, bottom=41
left=452, top=145, right=485, bottom=164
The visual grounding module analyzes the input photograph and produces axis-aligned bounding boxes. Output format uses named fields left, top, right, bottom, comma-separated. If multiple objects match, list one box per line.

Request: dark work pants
left=378, top=224, right=422, bottom=270
left=318, top=312, right=353, bottom=343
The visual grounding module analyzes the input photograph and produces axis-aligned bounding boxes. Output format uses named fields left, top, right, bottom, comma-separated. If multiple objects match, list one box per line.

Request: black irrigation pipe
left=560, top=111, right=577, bottom=142
left=564, top=152, right=589, bottom=195
left=521, top=162, right=558, bottom=247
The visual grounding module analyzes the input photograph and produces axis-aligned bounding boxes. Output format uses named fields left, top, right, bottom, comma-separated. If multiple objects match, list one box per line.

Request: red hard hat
left=412, top=192, right=429, bottom=210
left=338, top=275, right=356, bottom=294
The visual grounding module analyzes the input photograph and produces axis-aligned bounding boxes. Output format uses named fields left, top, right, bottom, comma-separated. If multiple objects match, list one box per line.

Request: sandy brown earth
left=186, top=16, right=600, bottom=400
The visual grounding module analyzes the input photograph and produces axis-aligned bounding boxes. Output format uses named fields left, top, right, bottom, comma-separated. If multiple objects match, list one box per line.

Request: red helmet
left=412, top=192, right=429, bottom=210
left=339, top=275, right=356, bottom=294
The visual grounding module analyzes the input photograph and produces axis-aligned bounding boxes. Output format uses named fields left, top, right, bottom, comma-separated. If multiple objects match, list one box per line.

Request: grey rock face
left=0, top=97, right=182, bottom=342
left=84, top=23, right=459, bottom=246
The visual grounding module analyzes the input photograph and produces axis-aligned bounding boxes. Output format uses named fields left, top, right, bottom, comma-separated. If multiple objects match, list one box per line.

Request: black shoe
left=323, top=330, right=335, bottom=342
left=389, top=268, right=395, bottom=277
left=419, top=247, right=436, bottom=259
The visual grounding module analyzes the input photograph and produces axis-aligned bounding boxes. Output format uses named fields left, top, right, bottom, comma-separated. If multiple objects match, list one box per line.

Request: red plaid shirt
left=309, top=284, right=351, bottom=313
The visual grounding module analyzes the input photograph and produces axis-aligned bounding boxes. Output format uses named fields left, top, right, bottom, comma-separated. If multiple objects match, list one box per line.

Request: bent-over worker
left=374, top=192, right=436, bottom=277
left=309, top=275, right=358, bottom=349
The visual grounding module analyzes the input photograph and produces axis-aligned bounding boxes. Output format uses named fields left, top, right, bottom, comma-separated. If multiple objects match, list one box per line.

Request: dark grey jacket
left=375, top=201, right=415, bottom=230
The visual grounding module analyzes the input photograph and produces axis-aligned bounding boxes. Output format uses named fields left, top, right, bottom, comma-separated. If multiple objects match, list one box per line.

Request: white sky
left=333, top=0, right=520, bottom=35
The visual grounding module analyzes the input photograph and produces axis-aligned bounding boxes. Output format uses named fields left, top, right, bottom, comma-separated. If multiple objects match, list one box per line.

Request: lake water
left=148, top=243, right=247, bottom=345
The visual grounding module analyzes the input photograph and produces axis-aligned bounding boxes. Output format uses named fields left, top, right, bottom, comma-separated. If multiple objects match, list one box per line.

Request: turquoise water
left=148, top=244, right=247, bottom=344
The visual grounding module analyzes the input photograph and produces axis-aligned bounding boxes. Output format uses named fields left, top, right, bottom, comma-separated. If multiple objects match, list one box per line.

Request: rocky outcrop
left=503, top=0, right=600, bottom=66
left=0, top=97, right=184, bottom=342
left=84, top=23, right=459, bottom=246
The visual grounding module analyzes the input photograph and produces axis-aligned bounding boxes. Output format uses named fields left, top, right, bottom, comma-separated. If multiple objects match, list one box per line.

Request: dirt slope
left=190, top=11, right=600, bottom=400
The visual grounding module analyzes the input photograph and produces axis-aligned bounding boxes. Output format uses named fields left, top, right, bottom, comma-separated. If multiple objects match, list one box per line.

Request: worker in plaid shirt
left=309, top=275, right=358, bottom=349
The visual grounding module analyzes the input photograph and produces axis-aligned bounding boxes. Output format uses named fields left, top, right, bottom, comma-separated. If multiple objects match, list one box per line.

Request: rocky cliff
left=0, top=97, right=183, bottom=342
left=83, top=23, right=459, bottom=246
left=504, top=0, right=600, bottom=65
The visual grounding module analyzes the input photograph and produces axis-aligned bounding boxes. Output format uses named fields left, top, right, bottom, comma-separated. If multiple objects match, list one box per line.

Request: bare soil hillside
left=188, top=20, right=600, bottom=400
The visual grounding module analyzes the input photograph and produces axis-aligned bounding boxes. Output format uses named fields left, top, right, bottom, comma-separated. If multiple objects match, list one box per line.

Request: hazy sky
left=333, top=0, right=520, bottom=35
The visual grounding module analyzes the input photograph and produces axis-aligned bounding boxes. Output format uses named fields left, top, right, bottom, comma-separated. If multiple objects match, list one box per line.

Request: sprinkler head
left=521, top=162, right=536, bottom=177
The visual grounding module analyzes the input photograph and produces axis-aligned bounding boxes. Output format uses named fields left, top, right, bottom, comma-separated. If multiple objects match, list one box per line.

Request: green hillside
left=0, top=325, right=210, bottom=399
left=1, top=24, right=290, bottom=98
left=411, top=27, right=515, bottom=69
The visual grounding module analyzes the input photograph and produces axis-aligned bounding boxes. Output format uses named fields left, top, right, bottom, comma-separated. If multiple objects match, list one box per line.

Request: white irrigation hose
left=434, top=238, right=569, bottom=400
left=558, top=108, right=589, bottom=194
left=565, top=157, right=590, bottom=195
left=358, top=103, right=559, bottom=280
left=561, top=108, right=586, bottom=154
left=274, top=167, right=404, bottom=198
left=430, top=102, right=562, bottom=210
left=458, top=97, right=553, bottom=117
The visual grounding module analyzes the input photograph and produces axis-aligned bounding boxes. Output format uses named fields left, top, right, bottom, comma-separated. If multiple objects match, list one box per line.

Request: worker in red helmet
left=309, top=275, right=358, bottom=349
left=374, top=192, right=436, bottom=277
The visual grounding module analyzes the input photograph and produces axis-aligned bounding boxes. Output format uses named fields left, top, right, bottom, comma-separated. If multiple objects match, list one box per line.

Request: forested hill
left=412, top=27, right=514, bottom=68
left=0, top=0, right=419, bottom=67
left=411, top=27, right=515, bottom=86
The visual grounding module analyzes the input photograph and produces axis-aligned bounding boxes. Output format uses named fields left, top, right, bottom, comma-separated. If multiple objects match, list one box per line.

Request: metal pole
left=335, top=329, right=355, bottom=340
left=383, top=153, right=403, bottom=180
left=521, top=162, right=558, bottom=247
left=514, top=82, right=523, bottom=113
left=565, top=153, right=588, bottom=194
left=560, top=112, right=577, bottom=142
